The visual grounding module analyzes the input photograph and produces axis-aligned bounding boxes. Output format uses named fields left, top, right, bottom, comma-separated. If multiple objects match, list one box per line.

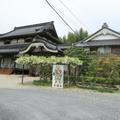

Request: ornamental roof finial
left=102, top=22, right=109, bottom=28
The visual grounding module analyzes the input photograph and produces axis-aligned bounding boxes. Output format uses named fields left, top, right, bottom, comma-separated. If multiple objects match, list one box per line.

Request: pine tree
left=61, top=28, right=89, bottom=44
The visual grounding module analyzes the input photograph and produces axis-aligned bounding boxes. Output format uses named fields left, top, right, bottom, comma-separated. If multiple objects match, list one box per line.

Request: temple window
left=4, top=40, right=11, bottom=45
left=18, top=38, right=24, bottom=43
left=11, top=39, right=17, bottom=44
left=24, top=38, right=33, bottom=43
left=98, top=46, right=111, bottom=54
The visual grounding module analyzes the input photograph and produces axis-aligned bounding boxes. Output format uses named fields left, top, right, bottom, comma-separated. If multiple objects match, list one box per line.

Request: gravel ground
left=0, top=88, right=120, bottom=120
left=0, top=74, right=39, bottom=89
left=0, top=75, right=120, bottom=120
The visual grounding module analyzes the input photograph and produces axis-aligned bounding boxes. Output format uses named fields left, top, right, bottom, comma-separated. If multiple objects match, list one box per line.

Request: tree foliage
left=64, top=47, right=120, bottom=88
left=97, top=55, right=120, bottom=86
left=64, top=47, right=96, bottom=75
left=16, top=55, right=83, bottom=81
left=61, top=28, right=88, bottom=44
left=16, top=55, right=82, bottom=66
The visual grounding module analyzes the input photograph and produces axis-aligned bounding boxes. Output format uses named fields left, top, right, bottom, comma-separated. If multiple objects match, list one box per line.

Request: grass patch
left=77, top=86, right=119, bottom=93
left=33, top=80, right=119, bottom=93
left=33, top=80, right=52, bottom=86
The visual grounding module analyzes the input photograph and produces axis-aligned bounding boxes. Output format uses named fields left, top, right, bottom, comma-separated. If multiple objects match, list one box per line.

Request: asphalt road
left=0, top=88, right=120, bottom=120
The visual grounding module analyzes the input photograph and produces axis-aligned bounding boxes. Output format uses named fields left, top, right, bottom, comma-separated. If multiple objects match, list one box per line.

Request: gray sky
left=0, top=0, right=120, bottom=37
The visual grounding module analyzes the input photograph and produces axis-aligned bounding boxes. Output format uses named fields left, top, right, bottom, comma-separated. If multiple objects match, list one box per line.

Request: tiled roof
left=87, top=39, right=120, bottom=46
left=0, top=36, right=62, bottom=54
left=0, top=21, right=57, bottom=39
left=74, top=23, right=120, bottom=47
left=21, top=36, right=58, bottom=52
left=79, top=39, right=120, bottom=47
left=0, top=44, right=28, bottom=54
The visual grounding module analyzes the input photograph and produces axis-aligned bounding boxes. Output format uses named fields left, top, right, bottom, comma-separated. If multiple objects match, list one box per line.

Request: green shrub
left=33, top=80, right=52, bottom=86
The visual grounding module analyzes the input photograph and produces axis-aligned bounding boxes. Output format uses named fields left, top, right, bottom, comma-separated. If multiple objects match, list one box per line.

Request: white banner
left=52, top=65, right=64, bottom=88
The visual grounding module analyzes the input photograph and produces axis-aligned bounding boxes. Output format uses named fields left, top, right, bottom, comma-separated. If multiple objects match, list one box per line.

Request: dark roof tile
left=83, top=39, right=120, bottom=46
left=0, top=21, right=55, bottom=38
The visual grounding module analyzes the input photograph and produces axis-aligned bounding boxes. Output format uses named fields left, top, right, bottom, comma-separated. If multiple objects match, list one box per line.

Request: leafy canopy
left=16, top=55, right=83, bottom=66
left=60, top=28, right=88, bottom=44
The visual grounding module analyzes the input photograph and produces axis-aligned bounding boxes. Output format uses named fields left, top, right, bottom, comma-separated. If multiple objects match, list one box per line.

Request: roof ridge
left=14, top=21, right=54, bottom=30
left=0, top=29, right=15, bottom=37
left=82, top=26, right=120, bottom=42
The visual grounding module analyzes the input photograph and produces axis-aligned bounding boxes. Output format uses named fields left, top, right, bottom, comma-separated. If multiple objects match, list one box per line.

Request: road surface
left=0, top=88, right=120, bottom=120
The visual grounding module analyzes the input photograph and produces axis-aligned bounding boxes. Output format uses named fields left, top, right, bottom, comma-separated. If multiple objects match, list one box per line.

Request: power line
left=57, top=0, right=91, bottom=32
left=45, top=0, right=75, bottom=32
left=50, top=0, right=79, bottom=31
left=49, top=0, right=81, bottom=31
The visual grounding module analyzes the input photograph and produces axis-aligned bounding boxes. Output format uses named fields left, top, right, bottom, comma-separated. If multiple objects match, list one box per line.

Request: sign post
left=52, top=64, right=64, bottom=88
left=21, top=64, right=24, bottom=84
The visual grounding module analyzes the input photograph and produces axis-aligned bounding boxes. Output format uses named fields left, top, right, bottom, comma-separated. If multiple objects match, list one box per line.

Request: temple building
left=0, top=22, right=120, bottom=74
left=0, top=21, right=62, bottom=74
left=74, top=23, right=120, bottom=55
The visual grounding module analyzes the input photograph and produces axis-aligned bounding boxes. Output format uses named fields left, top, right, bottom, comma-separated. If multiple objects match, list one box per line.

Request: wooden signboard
left=52, top=65, right=64, bottom=88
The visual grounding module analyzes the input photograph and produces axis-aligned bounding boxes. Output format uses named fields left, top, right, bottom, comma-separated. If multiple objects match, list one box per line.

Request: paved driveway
left=0, top=88, right=120, bottom=120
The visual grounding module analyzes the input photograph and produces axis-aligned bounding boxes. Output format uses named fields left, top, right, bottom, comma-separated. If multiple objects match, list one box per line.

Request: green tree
left=64, top=47, right=95, bottom=76
left=62, top=28, right=89, bottom=44
left=84, top=30, right=88, bottom=39
left=62, top=35, right=67, bottom=43
left=67, top=32, right=77, bottom=43
left=79, top=28, right=84, bottom=40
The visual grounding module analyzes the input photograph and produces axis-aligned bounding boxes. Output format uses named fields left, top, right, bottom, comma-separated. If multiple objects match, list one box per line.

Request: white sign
left=52, top=65, right=64, bottom=88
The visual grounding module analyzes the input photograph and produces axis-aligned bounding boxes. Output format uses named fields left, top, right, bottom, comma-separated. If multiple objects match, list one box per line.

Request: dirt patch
left=0, top=74, right=39, bottom=89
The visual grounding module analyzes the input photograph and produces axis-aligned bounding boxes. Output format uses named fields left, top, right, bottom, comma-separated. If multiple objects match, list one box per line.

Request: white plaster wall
left=92, top=34, right=118, bottom=40
left=85, top=28, right=120, bottom=42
